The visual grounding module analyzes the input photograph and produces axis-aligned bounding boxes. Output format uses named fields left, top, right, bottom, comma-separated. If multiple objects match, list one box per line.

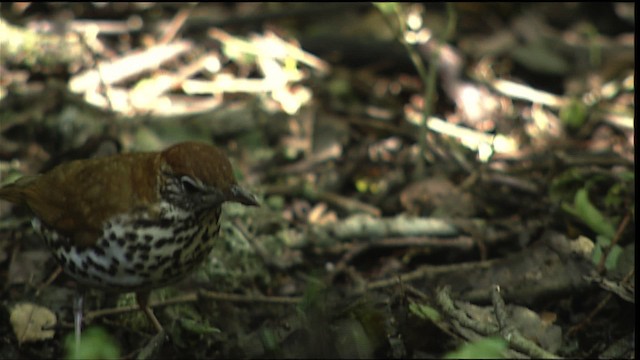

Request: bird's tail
left=0, top=175, right=39, bottom=205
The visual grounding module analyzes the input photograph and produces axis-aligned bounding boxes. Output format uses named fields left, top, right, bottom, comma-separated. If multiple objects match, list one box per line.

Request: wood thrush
left=0, top=141, right=258, bottom=334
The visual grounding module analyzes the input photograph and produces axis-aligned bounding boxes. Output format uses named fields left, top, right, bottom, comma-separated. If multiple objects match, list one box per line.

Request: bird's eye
left=180, top=176, right=199, bottom=194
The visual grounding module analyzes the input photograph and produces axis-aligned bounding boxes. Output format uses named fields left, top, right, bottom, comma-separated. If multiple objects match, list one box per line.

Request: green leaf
left=549, top=168, right=586, bottom=203
left=591, top=242, right=604, bottom=265
left=604, top=244, right=623, bottom=271
left=560, top=98, right=588, bottom=130
left=65, top=326, right=120, bottom=360
left=179, top=318, right=221, bottom=335
left=374, top=2, right=399, bottom=15
left=596, top=234, right=611, bottom=247
left=409, top=302, right=441, bottom=322
left=510, top=42, right=570, bottom=75
left=604, top=171, right=634, bottom=208
left=572, top=188, right=616, bottom=238
left=445, top=336, right=507, bottom=359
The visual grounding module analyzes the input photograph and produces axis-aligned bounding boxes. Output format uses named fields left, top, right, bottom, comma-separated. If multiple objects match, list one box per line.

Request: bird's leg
left=73, top=290, right=84, bottom=352
left=136, top=291, right=164, bottom=333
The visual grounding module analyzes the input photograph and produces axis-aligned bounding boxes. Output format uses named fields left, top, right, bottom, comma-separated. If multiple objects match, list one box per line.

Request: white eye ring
left=180, top=176, right=200, bottom=193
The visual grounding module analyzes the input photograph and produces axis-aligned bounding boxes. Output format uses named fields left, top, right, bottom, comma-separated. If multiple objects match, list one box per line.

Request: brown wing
left=18, top=152, right=160, bottom=247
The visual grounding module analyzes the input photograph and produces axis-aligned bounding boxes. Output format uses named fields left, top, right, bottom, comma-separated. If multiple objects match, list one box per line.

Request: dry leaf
left=10, top=302, right=57, bottom=345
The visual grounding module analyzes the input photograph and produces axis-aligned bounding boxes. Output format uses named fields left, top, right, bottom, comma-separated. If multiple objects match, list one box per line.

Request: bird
left=0, top=141, right=259, bottom=337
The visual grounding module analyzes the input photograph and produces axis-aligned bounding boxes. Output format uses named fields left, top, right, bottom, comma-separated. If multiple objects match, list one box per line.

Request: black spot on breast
left=144, top=234, right=153, bottom=243
left=58, top=256, right=68, bottom=267
left=93, top=262, right=108, bottom=274
left=85, top=257, right=96, bottom=267
left=108, top=263, right=118, bottom=276
left=126, top=232, right=137, bottom=242
left=125, top=268, right=137, bottom=275
left=158, top=256, right=171, bottom=267
left=93, top=246, right=106, bottom=257
left=135, top=219, right=155, bottom=227
left=148, top=261, right=161, bottom=272
left=125, top=250, right=134, bottom=262
left=154, top=238, right=170, bottom=249
left=117, top=238, right=126, bottom=247
left=183, top=256, right=196, bottom=267
left=172, top=248, right=181, bottom=261
left=162, top=266, right=180, bottom=277
left=172, top=226, right=186, bottom=237
left=134, top=262, right=144, bottom=271
left=85, top=257, right=106, bottom=274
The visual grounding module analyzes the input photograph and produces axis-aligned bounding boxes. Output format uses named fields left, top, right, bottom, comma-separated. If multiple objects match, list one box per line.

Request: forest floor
left=0, top=3, right=634, bottom=359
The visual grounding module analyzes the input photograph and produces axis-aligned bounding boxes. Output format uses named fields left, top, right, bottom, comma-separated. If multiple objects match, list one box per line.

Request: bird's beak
left=227, top=184, right=259, bottom=206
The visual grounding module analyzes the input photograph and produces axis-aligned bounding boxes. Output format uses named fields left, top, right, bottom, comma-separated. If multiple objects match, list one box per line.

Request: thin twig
left=85, top=290, right=300, bottom=322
